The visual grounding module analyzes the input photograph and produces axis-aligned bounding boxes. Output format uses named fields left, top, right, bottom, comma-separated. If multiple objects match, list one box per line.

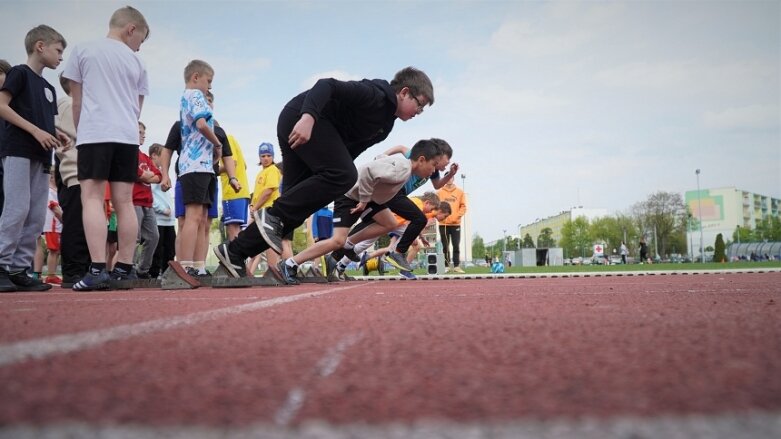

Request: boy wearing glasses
left=214, top=67, right=434, bottom=277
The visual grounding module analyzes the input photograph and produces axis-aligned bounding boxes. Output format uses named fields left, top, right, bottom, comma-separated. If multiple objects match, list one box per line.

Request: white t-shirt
left=43, top=187, right=62, bottom=234
left=62, top=38, right=149, bottom=145
left=179, top=89, right=215, bottom=175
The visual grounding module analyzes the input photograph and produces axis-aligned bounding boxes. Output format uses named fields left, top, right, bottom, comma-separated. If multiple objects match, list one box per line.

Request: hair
left=58, top=72, right=71, bottom=95
left=430, top=137, right=452, bottom=158
left=0, top=59, right=11, bottom=74
left=24, top=25, right=67, bottom=55
left=419, top=191, right=440, bottom=206
left=184, top=59, right=214, bottom=83
left=390, top=66, right=434, bottom=106
left=110, top=6, right=149, bottom=36
left=148, top=143, right=164, bottom=156
left=438, top=201, right=452, bottom=215
left=408, top=138, right=441, bottom=162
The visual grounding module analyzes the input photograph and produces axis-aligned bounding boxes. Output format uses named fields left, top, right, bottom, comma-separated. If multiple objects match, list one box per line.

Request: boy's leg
left=111, top=181, right=139, bottom=265
left=34, top=237, right=45, bottom=275
left=81, top=179, right=110, bottom=263
left=449, top=226, right=462, bottom=268
left=387, top=196, right=427, bottom=255
left=15, top=160, right=49, bottom=272
left=180, top=204, right=206, bottom=267
left=0, top=158, right=37, bottom=267
left=439, top=225, right=451, bottom=268
left=136, top=207, right=159, bottom=274
left=59, top=184, right=90, bottom=281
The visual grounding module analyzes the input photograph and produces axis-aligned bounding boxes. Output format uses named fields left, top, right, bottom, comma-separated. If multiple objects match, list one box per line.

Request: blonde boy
left=63, top=6, right=150, bottom=291
left=0, top=25, right=69, bottom=292
left=170, top=60, right=223, bottom=284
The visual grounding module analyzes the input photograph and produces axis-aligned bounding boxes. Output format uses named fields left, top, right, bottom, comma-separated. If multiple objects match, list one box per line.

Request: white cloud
left=703, top=104, right=780, bottom=130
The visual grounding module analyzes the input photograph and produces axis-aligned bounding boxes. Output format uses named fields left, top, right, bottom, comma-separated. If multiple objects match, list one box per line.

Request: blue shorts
left=222, top=198, right=249, bottom=225
left=175, top=178, right=219, bottom=218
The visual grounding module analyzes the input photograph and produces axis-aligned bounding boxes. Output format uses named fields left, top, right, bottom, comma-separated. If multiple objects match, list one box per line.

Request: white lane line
left=0, top=284, right=364, bottom=368
left=275, top=333, right=364, bottom=426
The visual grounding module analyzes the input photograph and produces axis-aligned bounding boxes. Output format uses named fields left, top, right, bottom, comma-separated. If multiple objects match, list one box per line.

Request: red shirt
left=133, top=151, right=162, bottom=207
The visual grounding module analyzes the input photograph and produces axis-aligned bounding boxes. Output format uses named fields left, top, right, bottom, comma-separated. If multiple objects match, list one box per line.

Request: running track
left=0, top=269, right=779, bottom=438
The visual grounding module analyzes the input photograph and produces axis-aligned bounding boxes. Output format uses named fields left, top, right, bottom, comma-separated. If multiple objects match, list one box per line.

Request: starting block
left=210, top=265, right=284, bottom=288
left=297, top=264, right=329, bottom=284
left=109, top=277, right=162, bottom=290
left=362, top=256, right=386, bottom=276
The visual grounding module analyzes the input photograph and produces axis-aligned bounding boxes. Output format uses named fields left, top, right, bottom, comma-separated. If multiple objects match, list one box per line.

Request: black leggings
left=439, top=225, right=461, bottom=267
left=59, top=184, right=91, bottom=278
left=348, top=190, right=426, bottom=254
left=230, top=107, right=358, bottom=259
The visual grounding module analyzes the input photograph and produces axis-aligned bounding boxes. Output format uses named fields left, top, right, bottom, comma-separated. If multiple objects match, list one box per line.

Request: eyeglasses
left=410, top=93, right=425, bottom=113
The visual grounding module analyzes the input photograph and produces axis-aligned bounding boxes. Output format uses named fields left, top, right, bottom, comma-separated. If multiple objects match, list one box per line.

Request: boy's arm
left=159, top=148, right=174, bottom=191
left=431, top=162, right=459, bottom=190
left=70, top=81, right=82, bottom=130
left=382, top=145, right=409, bottom=156
left=0, top=91, right=60, bottom=151
left=221, top=156, right=241, bottom=192
left=195, top=118, right=222, bottom=159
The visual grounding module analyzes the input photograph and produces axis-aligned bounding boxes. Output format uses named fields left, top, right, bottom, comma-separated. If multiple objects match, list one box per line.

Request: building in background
left=518, top=207, right=608, bottom=247
left=686, top=187, right=781, bottom=259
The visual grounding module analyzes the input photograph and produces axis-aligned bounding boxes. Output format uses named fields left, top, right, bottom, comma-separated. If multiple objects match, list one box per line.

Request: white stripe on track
left=0, top=284, right=363, bottom=367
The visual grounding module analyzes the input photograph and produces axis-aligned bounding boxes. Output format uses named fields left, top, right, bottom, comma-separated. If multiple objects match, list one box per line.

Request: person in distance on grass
left=213, top=66, right=434, bottom=277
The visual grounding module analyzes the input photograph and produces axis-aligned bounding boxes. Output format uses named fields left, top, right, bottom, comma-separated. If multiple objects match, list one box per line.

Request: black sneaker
left=0, top=267, right=18, bottom=293
left=8, top=269, right=52, bottom=292
left=196, top=269, right=212, bottom=278
left=110, top=267, right=137, bottom=290
left=325, top=254, right=341, bottom=279
left=186, top=267, right=201, bottom=278
left=61, top=275, right=81, bottom=289
left=276, top=260, right=300, bottom=285
left=255, top=208, right=284, bottom=255
left=73, top=269, right=111, bottom=291
left=213, top=243, right=246, bottom=278
left=136, top=271, right=152, bottom=279
left=386, top=251, right=412, bottom=272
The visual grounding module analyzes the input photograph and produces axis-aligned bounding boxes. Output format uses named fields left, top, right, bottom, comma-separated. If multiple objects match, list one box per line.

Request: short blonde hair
left=24, top=25, right=66, bottom=55
left=184, top=59, right=214, bottom=83
left=109, top=6, right=149, bottom=37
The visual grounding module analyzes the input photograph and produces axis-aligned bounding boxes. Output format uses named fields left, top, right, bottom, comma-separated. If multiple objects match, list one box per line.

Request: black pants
left=150, top=225, right=176, bottom=277
left=349, top=190, right=426, bottom=254
left=439, top=225, right=461, bottom=267
left=58, top=184, right=91, bottom=279
left=230, top=108, right=358, bottom=259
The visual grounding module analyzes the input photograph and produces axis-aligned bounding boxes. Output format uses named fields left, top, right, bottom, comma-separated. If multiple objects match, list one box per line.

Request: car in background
left=608, top=255, right=623, bottom=265
left=591, top=254, right=609, bottom=265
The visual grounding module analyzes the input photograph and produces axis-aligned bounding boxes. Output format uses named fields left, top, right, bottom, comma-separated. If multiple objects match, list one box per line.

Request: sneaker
left=110, top=267, right=138, bottom=290
left=196, top=269, right=212, bottom=278
left=186, top=267, right=201, bottom=278
left=324, top=254, right=338, bottom=279
left=9, top=269, right=52, bottom=292
left=213, top=243, right=247, bottom=278
left=0, top=268, right=18, bottom=293
left=136, top=271, right=152, bottom=279
left=73, top=269, right=111, bottom=291
left=386, top=251, right=412, bottom=272
left=358, top=251, right=369, bottom=269
left=277, top=260, right=300, bottom=285
left=44, top=275, right=62, bottom=285
left=444, top=267, right=452, bottom=273
left=399, top=270, right=417, bottom=280
left=453, top=266, right=466, bottom=274
left=255, top=208, right=284, bottom=255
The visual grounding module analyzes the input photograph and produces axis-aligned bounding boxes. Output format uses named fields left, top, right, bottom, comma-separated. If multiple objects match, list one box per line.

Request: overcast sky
left=2, top=0, right=778, bottom=241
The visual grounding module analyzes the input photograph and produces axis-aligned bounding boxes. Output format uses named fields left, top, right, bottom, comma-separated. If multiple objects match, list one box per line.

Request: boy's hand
left=289, top=114, right=314, bottom=149
left=350, top=202, right=367, bottom=214
left=448, top=162, right=459, bottom=175
left=229, top=177, right=242, bottom=193
left=34, top=128, right=61, bottom=151
left=160, top=175, right=172, bottom=192
left=56, top=132, right=73, bottom=152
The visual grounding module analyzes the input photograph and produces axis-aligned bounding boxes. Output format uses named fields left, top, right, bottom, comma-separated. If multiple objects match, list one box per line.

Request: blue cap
left=258, top=142, right=274, bottom=159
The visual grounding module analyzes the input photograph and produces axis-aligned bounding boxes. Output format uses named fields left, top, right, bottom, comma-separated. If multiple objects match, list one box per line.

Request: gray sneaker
left=255, top=208, right=284, bottom=255
left=386, top=251, right=412, bottom=272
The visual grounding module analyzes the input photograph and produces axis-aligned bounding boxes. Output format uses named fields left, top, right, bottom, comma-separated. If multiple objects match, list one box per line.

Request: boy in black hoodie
left=215, top=67, right=434, bottom=277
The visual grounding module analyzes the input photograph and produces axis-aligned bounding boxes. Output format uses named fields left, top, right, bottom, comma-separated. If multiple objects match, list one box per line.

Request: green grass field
left=352, top=260, right=781, bottom=277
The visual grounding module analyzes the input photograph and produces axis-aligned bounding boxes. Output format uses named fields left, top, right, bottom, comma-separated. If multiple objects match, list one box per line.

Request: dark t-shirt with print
left=0, top=64, right=57, bottom=165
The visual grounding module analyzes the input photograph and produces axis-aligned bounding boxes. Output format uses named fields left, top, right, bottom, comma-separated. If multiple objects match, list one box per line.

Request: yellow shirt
left=251, top=164, right=282, bottom=209
left=221, top=135, right=251, bottom=200
left=392, top=197, right=437, bottom=226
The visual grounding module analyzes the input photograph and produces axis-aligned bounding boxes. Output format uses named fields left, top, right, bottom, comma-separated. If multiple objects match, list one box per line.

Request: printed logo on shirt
left=44, top=88, right=54, bottom=103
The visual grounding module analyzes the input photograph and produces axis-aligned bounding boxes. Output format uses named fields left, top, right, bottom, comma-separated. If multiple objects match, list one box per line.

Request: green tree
left=522, top=233, right=535, bottom=248
left=471, top=234, right=486, bottom=259
left=537, top=227, right=555, bottom=248
left=632, top=191, right=688, bottom=258
left=713, top=233, right=726, bottom=263
left=560, top=217, right=591, bottom=258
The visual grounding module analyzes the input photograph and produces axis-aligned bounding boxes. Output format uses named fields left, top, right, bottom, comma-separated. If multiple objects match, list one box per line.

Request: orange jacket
left=437, top=184, right=467, bottom=226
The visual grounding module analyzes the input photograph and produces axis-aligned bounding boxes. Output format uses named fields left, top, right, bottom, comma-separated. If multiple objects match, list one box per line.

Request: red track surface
left=0, top=272, right=779, bottom=437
